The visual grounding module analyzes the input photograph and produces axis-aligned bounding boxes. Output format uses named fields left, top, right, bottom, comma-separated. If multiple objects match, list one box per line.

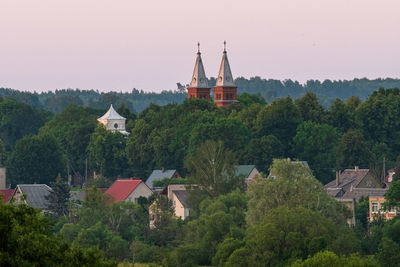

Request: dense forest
left=3, top=84, right=400, bottom=265
left=2, top=77, right=400, bottom=114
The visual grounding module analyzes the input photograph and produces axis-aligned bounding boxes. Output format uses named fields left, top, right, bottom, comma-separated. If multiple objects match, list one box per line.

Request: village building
left=187, top=42, right=238, bottom=107
left=235, top=165, right=260, bottom=184
left=12, top=184, right=52, bottom=211
left=325, top=167, right=389, bottom=225
left=97, top=104, right=129, bottom=135
left=145, top=169, right=181, bottom=190
left=0, top=168, right=13, bottom=203
left=106, top=178, right=153, bottom=203
left=187, top=43, right=211, bottom=100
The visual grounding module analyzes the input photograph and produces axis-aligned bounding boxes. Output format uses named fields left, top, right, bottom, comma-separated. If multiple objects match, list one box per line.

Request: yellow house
left=369, top=196, right=397, bottom=222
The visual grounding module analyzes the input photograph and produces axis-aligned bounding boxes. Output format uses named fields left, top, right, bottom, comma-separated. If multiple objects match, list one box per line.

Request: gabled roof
left=174, top=190, right=189, bottom=208
left=98, top=104, right=126, bottom=121
left=235, top=165, right=257, bottom=177
left=106, top=178, right=147, bottom=202
left=0, top=189, right=15, bottom=203
left=189, top=44, right=209, bottom=89
left=146, top=169, right=178, bottom=188
left=325, top=169, right=370, bottom=188
left=215, top=42, right=235, bottom=87
left=16, top=184, right=51, bottom=210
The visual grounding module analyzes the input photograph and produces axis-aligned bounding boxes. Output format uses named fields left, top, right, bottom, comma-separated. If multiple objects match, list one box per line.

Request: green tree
left=256, top=96, right=302, bottom=153
left=185, top=140, right=245, bottom=199
left=87, top=125, right=129, bottom=179
left=230, top=207, right=337, bottom=266
left=293, top=121, right=339, bottom=184
left=0, top=200, right=113, bottom=266
left=46, top=174, right=71, bottom=217
left=247, top=159, right=350, bottom=226
left=244, top=135, right=284, bottom=173
left=39, top=105, right=100, bottom=178
left=7, top=134, right=66, bottom=185
left=125, top=119, right=155, bottom=178
left=294, top=91, right=325, bottom=123
left=292, top=251, right=379, bottom=267
left=335, top=129, right=373, bottom=169
left=0, top=98, right=48, bottom=150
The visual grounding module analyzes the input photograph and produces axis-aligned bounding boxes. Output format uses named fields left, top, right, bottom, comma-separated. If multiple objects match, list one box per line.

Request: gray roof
left=189, top=45, right=209, bottom=88
left=98, top=104, right=126, bottom=121
left=174, top=190, right=189, bottom=208
left=215, top=43, right=235, bottom=87
left=146, top=169, right=177, bottom=188
left=17, top=184, right=51, bottom=210
left=325, top=169, right=369, bottom=188
left=235, top=165, right=257, bottom=177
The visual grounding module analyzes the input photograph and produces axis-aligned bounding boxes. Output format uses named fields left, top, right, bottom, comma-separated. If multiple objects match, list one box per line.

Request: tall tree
left=46, top=174, right=71, bottom=217
left=294, top=91, right=325, bottom=123
left=335, top=129, right=373, bottom=169
left=7, top=134, right=66, bottom=185
left=247, top=159, right=350, bottom=226
left=185, top=140, right=244, bottom=199
left=293, top=121, right=339, bottom=184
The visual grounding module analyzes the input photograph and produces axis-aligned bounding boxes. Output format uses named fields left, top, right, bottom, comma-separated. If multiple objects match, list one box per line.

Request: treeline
left=3, top=87, right=400, bottom=186
left=2, top=77, right=400, bottom=114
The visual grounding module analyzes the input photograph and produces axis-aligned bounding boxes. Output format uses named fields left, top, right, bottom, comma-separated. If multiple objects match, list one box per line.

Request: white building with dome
left=97, top=105, right=129, bottom=135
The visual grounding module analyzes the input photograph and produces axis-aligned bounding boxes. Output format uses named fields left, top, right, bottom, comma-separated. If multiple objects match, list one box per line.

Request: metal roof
left=146, top=169, right=177, bottom=188
left=174, top=190, right=189, bottom=208
left=98, top=104, right=126, bottom=121
left=215, top=43, right=235, bottom=87
left=17, top=184, right=51, bottom=210
left=235, top=165, right=257, bottom=177
left=189, top=44, right=209, bottom=89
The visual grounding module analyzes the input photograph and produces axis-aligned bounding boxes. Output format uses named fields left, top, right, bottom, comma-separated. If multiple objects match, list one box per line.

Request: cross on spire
left=224, top=40, right=226, bottom=52
left=197, top=42, right=200, bottom=54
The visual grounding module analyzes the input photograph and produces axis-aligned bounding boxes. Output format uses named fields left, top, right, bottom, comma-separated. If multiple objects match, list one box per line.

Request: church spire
left=189, top=42, right=209, bottom=88
left=216, top=41, right=235, bottom=87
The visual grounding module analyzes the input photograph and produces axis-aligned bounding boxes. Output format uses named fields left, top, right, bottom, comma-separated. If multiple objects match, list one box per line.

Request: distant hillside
left=1, top=77, right=400, bottom=113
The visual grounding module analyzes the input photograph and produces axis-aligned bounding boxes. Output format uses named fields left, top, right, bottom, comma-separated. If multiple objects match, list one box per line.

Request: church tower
left=213, top=41, right=238, bottom=107
left=187, top=43, right=211, bottom=100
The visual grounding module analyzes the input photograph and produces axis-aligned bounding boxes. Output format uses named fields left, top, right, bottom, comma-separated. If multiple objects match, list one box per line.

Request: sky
left=1, top=0, right=400, bottom=92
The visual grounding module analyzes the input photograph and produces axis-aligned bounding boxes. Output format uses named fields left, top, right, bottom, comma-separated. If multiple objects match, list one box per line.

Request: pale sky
left=1, top=0, right=400, bottom=92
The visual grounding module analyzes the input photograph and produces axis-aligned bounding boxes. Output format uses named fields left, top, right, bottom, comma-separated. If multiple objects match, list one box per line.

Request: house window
left=216, top=94, right=221, bottom=100
left=371, top=202, right=378, bottom=213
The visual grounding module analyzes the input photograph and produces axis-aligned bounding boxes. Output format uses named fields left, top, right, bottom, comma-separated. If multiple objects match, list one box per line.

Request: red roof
left=0, top=189, right=15, bottom=203
left=106, top=178, right=144, bottom=202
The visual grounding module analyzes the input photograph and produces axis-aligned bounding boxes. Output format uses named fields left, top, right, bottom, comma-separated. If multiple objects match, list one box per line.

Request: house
left=0, top=167, right=14, bottom=203
left=369, top=195, right=397, bottom=222
left=146, top=169, right=181, bottom=189
left=325, top=166, right=387, bottom=225
left=97, top=104, right=129, bottom=135
left=12, top=184, right=52, bottom=210
left=106, top=178, right=153, bottom=203
left=164, top=184, right=190, bottom=220
left=235, top=165, right=260, bottom=184
left=0, top=189, right=14, bottom=203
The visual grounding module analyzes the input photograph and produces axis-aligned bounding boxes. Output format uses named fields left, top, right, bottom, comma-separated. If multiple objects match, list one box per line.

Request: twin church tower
left=187, top=42, right=238, bottom=107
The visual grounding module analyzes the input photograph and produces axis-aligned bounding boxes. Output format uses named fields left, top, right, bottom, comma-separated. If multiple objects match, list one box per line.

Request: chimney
left=335, top=170, right=341, bottom=186
left=0, top=168, right=5, bottom=189
left=355, top=166, right=359, bottom=172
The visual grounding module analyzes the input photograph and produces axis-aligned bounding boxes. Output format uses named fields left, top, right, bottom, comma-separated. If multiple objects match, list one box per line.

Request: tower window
left=114, top=123, right=118, bottom=129
left=216, top=94, right=221, bottom=100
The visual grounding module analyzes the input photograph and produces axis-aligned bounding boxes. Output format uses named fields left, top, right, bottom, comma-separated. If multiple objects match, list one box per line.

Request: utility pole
left=85, top=158, right=88, bottom=184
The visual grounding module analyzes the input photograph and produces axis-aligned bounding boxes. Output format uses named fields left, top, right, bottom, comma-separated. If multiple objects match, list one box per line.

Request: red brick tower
left=213, top=41, right=238, bottom=107
left=187, top=43, right=211, bottom=100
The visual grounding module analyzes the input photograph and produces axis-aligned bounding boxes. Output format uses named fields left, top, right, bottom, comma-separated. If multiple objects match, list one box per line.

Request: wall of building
left=369, top=196, right=397, bottom=222
left=126, top=182, right=153, bottom=203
